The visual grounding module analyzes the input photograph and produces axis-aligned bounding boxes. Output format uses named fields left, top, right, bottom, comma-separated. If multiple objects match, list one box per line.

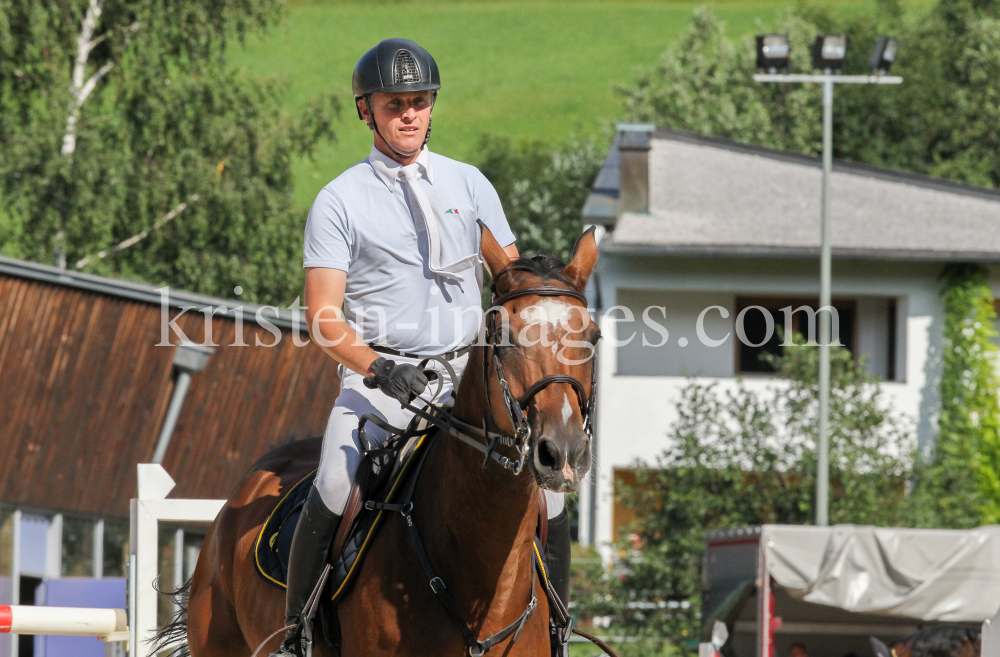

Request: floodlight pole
left=817, top=77, right=834, bottom=529
left=753, top=72, right=902, bottom=527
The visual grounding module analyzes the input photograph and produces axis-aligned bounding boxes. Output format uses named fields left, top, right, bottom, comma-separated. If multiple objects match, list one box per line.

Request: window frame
left=733, top=296, right=859, bottom=376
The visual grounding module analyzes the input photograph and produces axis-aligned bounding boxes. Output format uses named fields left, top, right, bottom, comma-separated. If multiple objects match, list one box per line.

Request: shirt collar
left=368, top=145, right=434, bottom=192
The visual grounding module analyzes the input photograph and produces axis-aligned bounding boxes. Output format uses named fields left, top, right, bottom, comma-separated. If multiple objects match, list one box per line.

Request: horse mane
left=499, top=253, right=572, bottom=286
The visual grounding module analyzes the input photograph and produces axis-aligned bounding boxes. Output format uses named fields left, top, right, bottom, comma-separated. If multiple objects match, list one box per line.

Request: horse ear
left=478, top=220, right=511, bottom=277
left=563, top=226, right=598, bottom=292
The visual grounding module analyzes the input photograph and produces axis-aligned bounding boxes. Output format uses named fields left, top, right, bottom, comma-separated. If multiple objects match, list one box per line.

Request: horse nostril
left=537, top=439, right=561, bottom=471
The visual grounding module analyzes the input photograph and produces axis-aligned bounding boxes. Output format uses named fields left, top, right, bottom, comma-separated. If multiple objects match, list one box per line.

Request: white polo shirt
left=303, top=146, right=515, bottom=355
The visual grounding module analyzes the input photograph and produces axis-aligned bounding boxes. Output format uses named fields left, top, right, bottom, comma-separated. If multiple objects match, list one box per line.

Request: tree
left=909, top=264, right=1000, bottom=527
left=574, top=342, right=915, bottom=652
left=619, top=0, right=1000, bottom=188
left=0, top=0, right=338, bottom=303
left=473, top=136, right=603, bottom=263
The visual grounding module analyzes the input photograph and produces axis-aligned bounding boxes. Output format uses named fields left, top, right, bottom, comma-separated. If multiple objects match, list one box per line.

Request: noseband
left=480, top=268, right=598, bottom=474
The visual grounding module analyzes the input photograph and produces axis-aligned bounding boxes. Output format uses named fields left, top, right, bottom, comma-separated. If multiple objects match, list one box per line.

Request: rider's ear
left=478, top=220, right=511, bottom=278
left=562, top=226, right=598, bottom=292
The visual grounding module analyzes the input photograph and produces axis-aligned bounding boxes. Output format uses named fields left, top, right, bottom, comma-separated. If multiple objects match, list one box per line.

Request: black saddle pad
left=253, top=432, right=431, bottom=600
left=254, top=470, right=316, bottom=588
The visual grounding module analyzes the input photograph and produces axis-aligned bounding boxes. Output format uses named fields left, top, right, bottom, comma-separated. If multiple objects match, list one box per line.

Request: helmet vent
left=393, top=50, right=420, bottom=84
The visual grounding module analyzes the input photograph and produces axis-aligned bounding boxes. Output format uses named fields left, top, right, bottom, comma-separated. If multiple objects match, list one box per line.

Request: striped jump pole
left=0, top=605, right=129, bottom=641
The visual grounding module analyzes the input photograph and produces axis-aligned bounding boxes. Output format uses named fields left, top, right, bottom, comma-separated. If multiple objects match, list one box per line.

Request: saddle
left=253, top=425, right=430, bottom=599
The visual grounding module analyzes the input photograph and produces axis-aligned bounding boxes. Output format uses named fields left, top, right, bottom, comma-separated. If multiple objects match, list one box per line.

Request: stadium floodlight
left=812, top=34, right=847, bottom=72
left=869, top=36, right=899, bottom=74
left=756, top=34, right=790, bottom=73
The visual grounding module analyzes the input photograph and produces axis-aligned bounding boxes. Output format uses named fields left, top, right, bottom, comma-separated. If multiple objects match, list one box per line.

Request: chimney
left=617, top=123, right=654, bottom=215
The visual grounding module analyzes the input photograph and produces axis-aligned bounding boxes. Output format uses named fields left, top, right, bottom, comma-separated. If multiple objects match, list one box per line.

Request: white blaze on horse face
left=561, top=393, right=573, bottom=426
left=521, top=300, right=572, bottom=353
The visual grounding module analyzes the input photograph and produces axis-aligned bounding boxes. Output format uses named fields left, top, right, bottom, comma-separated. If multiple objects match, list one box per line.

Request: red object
left=767, top=591, right=777, bottom=657
left=0, top=605, right=13, bottom=633
left=771, top=608, right=783, bottom=633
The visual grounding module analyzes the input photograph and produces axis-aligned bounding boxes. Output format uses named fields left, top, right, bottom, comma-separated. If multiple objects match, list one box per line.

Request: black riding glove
left=363, top=357, right=428, bottom=405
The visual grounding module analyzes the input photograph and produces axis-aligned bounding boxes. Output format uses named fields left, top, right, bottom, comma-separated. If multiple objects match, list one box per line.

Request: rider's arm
left=305, top=267, right=380, bottom=376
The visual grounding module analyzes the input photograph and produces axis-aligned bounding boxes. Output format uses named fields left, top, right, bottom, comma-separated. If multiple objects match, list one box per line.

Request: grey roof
left=0, top=256, right=305, bottom=330
left=595, top=129, right=1000, bottom=262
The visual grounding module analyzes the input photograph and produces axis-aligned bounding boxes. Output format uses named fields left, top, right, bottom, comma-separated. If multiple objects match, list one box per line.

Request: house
left=575, top=125, right=1000, bottom=558
left=0, top=257, right=339, bottom=657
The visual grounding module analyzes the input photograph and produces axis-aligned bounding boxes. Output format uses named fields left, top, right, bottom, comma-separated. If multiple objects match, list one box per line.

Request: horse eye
left=493, top=327, right=516, bottom=351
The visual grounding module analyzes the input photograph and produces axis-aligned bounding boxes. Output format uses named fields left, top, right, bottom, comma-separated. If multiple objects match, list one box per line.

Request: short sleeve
left=303, top=186, right=353, bottom=271
left=474, top=170, right=516, bottom=248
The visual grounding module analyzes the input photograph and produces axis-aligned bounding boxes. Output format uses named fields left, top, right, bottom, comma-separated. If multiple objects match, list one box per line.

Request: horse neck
left=416, top=344, right=538, bottom=594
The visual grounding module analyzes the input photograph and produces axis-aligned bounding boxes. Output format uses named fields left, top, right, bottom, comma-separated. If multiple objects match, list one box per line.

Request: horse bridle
left=479, top=266, right=598, bottom=474
left=364, top=270, right=598, bottom=477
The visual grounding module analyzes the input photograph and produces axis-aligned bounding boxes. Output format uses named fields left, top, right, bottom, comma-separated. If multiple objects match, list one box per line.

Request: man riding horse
left=271, top=39, right=573, bottom=657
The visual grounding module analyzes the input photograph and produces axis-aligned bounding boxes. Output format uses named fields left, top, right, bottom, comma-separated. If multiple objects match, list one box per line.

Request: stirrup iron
left=298, top=564, right=332, bottom=657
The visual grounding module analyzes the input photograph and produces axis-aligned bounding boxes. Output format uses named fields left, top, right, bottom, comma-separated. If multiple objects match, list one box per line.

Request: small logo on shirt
left=444, top=208, right=459, bottom=214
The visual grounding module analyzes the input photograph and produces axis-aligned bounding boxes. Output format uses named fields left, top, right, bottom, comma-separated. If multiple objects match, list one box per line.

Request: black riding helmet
left=353, top=38, right=440, bottom=157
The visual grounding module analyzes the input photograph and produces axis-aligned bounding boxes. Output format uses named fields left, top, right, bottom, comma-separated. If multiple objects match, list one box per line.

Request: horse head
left=478, top=224, right=599, bottom=493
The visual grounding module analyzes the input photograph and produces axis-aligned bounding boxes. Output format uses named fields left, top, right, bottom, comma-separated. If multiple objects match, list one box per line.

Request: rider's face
left=361, top=90, right=434, bottom=161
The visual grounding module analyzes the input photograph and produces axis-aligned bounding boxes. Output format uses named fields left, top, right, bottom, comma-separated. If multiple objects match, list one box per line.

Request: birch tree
left=0, top=0, right=339, bottom=303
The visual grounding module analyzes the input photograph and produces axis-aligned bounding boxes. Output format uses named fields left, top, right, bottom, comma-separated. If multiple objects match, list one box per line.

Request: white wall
left=614, top=290, right=735, bottom=377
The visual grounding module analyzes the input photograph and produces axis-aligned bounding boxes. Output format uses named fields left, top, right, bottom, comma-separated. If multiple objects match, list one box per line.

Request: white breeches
left=314, top=353, right=565, bottom=519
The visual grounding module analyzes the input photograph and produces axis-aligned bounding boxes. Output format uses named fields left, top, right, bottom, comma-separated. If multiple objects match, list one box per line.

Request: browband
left=492, top=285, right=588, bottom=307
left=489, top=262, right=589, bottom=307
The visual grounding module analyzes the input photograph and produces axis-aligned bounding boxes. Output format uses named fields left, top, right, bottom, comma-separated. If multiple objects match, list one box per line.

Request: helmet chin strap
left=364, top=93, right=435, bottom=161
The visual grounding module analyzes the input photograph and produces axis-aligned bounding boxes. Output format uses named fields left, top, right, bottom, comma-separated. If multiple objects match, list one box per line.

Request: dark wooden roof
left=0, top=258, right=340, bottom=518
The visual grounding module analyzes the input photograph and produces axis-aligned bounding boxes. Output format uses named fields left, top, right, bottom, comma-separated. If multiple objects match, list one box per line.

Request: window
left=0, top=507, right=12, bottom=578
left=735, top=297, right=856, bottom=374
left=103, top=519, right=129, bottom=578
left=62, top=516, right=94, bottom=576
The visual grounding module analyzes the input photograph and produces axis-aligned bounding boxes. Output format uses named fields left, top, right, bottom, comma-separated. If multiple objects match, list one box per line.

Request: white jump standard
left=130, top=463, right=225, bottom=655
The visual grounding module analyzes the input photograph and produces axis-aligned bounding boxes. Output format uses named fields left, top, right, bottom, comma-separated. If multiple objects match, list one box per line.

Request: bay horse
left=180, top=225, right=599, bottom=657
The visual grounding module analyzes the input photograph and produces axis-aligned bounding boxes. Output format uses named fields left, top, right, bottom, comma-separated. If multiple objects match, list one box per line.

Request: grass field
left=230, top=0, right=927, bottom=209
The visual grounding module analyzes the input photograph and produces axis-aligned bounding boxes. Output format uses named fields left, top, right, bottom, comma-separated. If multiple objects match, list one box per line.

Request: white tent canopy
left=763, top=524, right=1000, bottom=622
